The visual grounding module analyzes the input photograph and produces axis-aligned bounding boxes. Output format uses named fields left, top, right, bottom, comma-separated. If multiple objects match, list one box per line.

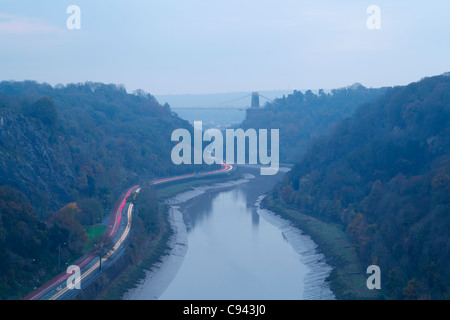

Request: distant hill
left=274, top=74, right=450, bottom=299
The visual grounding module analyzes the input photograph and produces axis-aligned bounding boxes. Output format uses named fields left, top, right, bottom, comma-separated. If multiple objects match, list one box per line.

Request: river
left=123, top=166, right=335, bottom=300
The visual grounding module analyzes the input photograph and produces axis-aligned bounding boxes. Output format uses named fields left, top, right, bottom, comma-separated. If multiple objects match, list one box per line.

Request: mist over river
left=123, top=166, right=335, bottom=300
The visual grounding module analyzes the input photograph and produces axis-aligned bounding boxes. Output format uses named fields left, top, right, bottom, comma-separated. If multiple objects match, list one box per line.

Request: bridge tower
left=251, top=92, right=260, bottom=108
left=246, top=92, right=262, bottom=119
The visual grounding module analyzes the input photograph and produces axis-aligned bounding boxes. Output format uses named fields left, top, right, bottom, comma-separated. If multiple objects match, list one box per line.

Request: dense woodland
left=240, top=84, right=386, bottom=163
left=272, top=75, right=450, bottom=299
left=0, top=81, right=207, bottom=299
left=1, top=75, right=449, bottom=299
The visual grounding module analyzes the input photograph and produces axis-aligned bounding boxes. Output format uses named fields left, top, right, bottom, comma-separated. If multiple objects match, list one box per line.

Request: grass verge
left=83, top=225, right=107, bottom=253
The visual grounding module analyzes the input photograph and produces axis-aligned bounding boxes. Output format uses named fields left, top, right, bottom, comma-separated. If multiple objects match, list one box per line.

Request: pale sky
left=1, top=1, right=449, bottom=94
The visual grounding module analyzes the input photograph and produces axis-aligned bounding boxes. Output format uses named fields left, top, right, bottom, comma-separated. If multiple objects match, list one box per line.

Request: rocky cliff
left=0, top=111, right=75, bottom=211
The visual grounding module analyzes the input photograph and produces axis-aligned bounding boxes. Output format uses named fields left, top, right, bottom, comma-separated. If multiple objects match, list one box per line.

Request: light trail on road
left=23, top=164, right=232, bottom=300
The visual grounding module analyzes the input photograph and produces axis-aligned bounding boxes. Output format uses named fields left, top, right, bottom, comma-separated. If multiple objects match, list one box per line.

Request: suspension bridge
left=170, top=92, right=273, bottom=110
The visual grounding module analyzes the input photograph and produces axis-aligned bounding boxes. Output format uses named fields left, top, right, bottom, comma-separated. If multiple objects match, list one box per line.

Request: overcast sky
left=1, top=1, right=449, bottom=94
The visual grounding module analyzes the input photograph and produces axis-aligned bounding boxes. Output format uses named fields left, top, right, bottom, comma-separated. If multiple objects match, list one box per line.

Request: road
left=22, top=163, right=232, bottom=300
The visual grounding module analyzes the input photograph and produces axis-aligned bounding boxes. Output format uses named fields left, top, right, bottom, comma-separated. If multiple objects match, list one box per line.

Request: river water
left=123, top=166, right=335, bottom=300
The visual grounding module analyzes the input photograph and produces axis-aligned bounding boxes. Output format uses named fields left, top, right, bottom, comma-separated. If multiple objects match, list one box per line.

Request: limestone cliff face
left=0, top=81, right=204, bottom=214
left=0, top=111, right=75, bottom=211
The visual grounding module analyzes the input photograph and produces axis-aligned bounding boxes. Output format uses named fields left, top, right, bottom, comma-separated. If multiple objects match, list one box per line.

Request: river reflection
left=159, top=168, right=309, bottom=300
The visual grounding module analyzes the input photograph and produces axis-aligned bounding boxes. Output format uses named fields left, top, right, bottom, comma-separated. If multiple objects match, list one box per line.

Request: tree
left=86, top=175, right=96, bottom=197
left=48, top=203, right=87, bottom=254
left=402, top=279, right=421, bottom=300
left=93, top=238, right=113, bottom=272
left=25, top=97, right=58, bottom=129
left=77, top=198, right=103, bottom=225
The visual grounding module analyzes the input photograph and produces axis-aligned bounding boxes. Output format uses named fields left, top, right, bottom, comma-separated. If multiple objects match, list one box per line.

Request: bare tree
left=93, top=238, right=113, bottom=272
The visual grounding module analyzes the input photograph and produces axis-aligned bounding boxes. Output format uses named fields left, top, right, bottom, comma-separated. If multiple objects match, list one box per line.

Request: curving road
left=22, top=163, right=233, bottom=300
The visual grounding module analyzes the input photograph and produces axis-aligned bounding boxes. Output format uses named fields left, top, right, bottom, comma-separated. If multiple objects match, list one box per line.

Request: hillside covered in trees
left=0, top=81, right=204, bottom=299
left=0, top=81, right=202, bottom=211
left=240, top=84, right=386, bottom=163
left=273, top=74, right=450, bottom=299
